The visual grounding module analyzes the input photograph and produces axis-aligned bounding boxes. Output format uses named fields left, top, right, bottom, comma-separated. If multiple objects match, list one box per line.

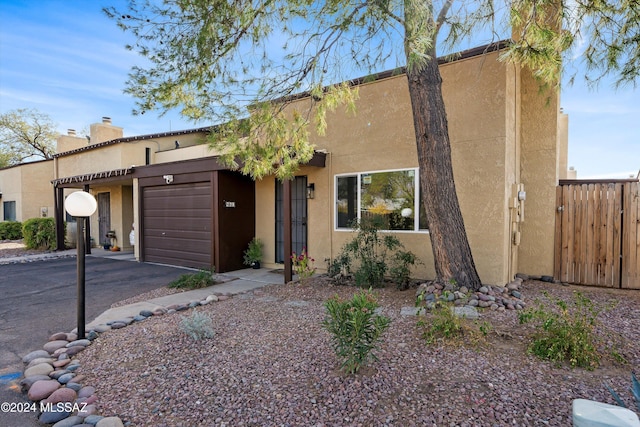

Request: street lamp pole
left=65, top=191, right=97, bottom=340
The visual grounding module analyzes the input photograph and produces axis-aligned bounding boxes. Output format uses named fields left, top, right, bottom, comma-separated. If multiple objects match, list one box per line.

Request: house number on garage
left=224, top=201, right=236, bottom=208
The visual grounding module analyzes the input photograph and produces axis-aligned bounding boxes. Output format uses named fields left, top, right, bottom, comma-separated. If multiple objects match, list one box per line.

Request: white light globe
left=65, top=191, right=97, bottom=217
left=401, top=208, right=413, bottom=217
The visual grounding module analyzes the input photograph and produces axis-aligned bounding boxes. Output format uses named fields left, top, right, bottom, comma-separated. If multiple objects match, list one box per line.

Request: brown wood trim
left=134, top=156, right=230, bottom=178
left=559, top=178, right=639, bottom=185
left=284, top=179, right=292, bottom=283
left=212, top=171, right=220, bottom=271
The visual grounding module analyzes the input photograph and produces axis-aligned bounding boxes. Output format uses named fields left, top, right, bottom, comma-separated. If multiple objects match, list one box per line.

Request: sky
left=0, top=1, right=638, bottom=179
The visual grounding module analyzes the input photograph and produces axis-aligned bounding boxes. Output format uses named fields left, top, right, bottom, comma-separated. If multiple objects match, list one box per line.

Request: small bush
left=418, top=300, right=464, bottom=345
left=322, top=289, right=391, bottom=374
left=518, top=291, right=607, bottom=369
left=179, top=310, right=215, bottom=341
left=22, top=217, right=56, bottom=249
left=416, top=292, right=490, bottom=346
left=327, top=218, right=418, bottom=288
left=168, top=268, right=215, bottom=290
left=0, top=221, right=23, bottom=240
left=390, top=250, right=420, bottom=290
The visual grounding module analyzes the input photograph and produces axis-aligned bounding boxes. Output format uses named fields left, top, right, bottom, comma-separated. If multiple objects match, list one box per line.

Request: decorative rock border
left=19, top=290, right=235, bottom=427
left=415, top=277, right=527, bottom=315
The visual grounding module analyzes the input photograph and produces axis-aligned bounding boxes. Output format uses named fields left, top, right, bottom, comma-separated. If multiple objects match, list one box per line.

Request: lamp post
left=65, top=191, right=97, bottom=339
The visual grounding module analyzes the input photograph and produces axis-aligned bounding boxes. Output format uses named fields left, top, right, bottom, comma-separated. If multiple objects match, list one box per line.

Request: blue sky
left=0, top=1, right=638, bottom=179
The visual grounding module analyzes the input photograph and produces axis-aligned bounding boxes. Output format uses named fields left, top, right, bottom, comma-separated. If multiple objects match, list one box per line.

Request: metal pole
left=76, top=217, right=86, bottom=339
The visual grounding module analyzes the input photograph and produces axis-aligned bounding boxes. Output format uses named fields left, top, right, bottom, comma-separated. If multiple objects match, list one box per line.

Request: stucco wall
left=517, top=68, right=561, bottom=277
left=0, top=160, right=54, bottom=222
left=254, top=50, right=526, bottom=285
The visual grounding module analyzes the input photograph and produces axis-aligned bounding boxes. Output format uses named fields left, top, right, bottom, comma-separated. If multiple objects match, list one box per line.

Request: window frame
left=3, top=201, right=17, bottom=221
left=334, top=167, right=428, bottom=233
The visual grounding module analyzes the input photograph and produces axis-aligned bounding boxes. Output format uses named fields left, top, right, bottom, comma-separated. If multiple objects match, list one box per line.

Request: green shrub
left=179, top=310, right=215, bottom=341
left=390, top=250, right=420, bottom=290
left=327, top=218, right=418, bottom=288
left=168, top=268, right=216, bottom=289
left=22, top=217, right=56, bottom=250
left=518, top=291, right=607, bottom=369
left=0, top=221, right=23, bottom=240
left=418, top=300, right=464, bottom=345
left=322, top=289, right=391, bottom=374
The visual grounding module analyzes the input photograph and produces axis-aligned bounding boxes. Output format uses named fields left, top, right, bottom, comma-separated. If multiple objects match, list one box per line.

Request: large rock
left=45, top=387, right=77, bottom=404
left=27, top=379, right=60, bottom=401
left=39, top=408, right=71, bottom=424
left=96, top=417, right=125, bottom=427
left=52, top=416, right=85, bottom=427
left=43, top=340, right=69, bottom=353
left=24, top=362, right=54, bottom=377
left=22, top=349, right=51, bottom=364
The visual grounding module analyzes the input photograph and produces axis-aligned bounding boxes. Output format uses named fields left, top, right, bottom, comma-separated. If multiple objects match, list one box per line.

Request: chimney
left=67, top=129, right=76, bottom=136
left=102, top=116, right=112, bottom=125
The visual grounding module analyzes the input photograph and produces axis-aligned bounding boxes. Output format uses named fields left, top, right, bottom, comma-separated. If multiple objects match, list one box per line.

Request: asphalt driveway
left=0, top=256, right=189, bottom=426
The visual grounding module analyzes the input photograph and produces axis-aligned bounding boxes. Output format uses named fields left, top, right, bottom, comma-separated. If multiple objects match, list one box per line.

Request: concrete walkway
left=87, top=268, right=285, bottom=327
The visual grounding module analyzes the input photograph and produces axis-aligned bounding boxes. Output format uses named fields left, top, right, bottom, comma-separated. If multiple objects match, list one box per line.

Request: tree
left=0, top=108, right=57, bottom=167
left=104, top=0, right=638, bottom=290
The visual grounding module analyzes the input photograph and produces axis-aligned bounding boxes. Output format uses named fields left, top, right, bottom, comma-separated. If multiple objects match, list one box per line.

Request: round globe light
left=65, top=191, right=97, bottom=217
left=401, top=207, right=413, bottom=218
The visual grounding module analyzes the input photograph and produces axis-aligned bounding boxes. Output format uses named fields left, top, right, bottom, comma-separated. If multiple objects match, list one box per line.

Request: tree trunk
left=405, top=52, right=482, bottom=290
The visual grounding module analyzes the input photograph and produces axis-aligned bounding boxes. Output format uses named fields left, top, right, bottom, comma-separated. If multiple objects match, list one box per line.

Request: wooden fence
left=554, top=180, right=639, bottom=289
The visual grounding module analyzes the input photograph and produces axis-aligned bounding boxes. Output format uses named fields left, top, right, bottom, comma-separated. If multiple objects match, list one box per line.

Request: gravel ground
left=75, top=277, right=640, bottom=427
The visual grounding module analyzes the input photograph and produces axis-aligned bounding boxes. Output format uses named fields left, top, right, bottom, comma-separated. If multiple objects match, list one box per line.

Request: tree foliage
left=504, top=0, right=640, bottom=88
left=0, top=108, right=57, bottom=167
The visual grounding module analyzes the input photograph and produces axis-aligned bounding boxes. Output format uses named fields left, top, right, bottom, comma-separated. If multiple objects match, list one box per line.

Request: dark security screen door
left=275, top=176, right=307, bottom=263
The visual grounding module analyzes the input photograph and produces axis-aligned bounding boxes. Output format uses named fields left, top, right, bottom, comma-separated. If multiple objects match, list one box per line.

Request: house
left=0, top=43, right=570, bottom=285
left=0, top=159, right=54, bottom=222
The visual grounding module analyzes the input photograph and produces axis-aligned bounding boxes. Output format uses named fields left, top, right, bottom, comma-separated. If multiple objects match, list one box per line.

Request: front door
left=275, top=176, right=307, bottom=263
left=97, top=192, right=111, bottom=247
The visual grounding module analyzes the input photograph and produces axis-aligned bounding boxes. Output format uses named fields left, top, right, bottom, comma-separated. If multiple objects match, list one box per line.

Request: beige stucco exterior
left=1, top=45, right=568, bottom=285
left=252, top=49, right=566, bottom=285
left=0, top=160, right=54, bottom=221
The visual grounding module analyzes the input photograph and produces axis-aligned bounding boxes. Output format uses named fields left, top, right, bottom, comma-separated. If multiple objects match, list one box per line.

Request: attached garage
left=137, top=157, right=255, bottom=272
left=142, top=182, right=212, bottom=268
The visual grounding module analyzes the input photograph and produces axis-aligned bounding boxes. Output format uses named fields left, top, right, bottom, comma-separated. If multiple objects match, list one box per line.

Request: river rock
left=78, top=386, right=95, bottom=398
left=27, top=379, right=60, bottom=401
left=96, top=416, right=125, bottom=427
left=20, top=374, right=51, bottom=391
left=52, top=415, right=85, bottom=427
left=27, top=357, right=55, bottom=368
left=24, top=362, right=54, bottom=377
left=66, top=339, right=91, bottom=348
left=39, top=408, right=71, bottom=424
left=65, top=345, right=86, bottom=356
left=45, top=387, right=77, bottom=404
left=43, top=340, right=69, bottom=353
left=22, top=349, right=51, bottom=364
left=57, top=373, right=75, bottom=384
left=49, top=332, right=68, bottom=341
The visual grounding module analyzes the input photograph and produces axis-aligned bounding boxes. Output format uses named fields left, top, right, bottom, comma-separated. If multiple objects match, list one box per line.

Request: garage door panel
left=143, top=182, right=212, bottom=268
left=143, top=217, right=211, bottom=231
left=143, top=249, right=211, bottom=269
left=144, top=235, right=210, bottom=251
left=143, top=194, right=211, bottom=211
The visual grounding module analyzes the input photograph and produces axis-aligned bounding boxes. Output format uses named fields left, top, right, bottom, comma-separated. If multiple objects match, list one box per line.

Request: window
left=3, top=201, right=16, bottom=221
left=335, top=168, right=428, bottom=231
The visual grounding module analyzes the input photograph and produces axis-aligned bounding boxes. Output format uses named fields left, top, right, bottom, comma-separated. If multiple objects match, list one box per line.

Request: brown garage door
left=142, top=182, right=212, bottom=268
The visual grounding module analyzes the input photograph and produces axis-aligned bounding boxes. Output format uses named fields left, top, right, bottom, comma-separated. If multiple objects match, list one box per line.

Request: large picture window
left=335, top=168, right=428, bottom=231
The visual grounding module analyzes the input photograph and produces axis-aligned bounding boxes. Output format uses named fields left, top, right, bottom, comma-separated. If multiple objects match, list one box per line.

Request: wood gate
left=554, top=180, right=639, bottom=289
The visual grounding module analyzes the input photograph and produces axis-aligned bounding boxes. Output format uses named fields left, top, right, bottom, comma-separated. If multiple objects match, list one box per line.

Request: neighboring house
left=1, top=43, right=571, bottom=285
left=0, top=159, right=54, bottom=222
